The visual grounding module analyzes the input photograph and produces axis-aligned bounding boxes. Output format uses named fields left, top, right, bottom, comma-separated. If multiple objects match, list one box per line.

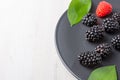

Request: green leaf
left=67, top=0, right=91, bottom=26
left=88, top=65, right=117, bottom=80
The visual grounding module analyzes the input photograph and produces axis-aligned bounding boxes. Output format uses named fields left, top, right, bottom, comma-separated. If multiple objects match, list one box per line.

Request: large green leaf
left=67, top=0, right=91, bottom=26
left=88, top=65, right=117, bottom=80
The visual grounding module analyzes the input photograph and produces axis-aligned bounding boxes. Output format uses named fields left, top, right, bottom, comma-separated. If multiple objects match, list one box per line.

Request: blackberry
left=102, top=18, right=119, bottom=33
left=91, top=25, right=104, bottom=32
left=95, top=43, right=112, bottom=58
left=78, top=51, right=102, bottom=67
left=82, top=13, right=97, bottom=27
left=111, top=35, right=120, bottom=50
left=112, top=12, right=120, bottom=24
left=86, top=25, right=104, bottom=42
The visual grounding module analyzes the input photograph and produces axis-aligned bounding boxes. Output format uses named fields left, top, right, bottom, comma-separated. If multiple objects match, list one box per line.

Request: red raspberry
left=96, top=1, right=112, bottom=17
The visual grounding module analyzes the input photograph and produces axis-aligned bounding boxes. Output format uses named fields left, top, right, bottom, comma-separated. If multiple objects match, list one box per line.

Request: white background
left=0, top=0, right=77, bottom=80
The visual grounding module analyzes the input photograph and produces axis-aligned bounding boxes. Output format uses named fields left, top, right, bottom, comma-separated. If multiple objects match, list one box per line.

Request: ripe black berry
left=86, top=25, right=104, bottom=42
left=95, top=43, right=112, bottom=58
left=111, top=35, right=120, bottom=50
left=112, top=12, right=120, bottom=24
left=102, top=18, right=119, bottom=33
left=82, top=13, right=97, bottom=27
left=78, top=51, right=102, bottom=67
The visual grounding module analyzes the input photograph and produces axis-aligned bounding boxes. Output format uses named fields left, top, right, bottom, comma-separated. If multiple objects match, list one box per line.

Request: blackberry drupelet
left=102, top=18, right=119, bottom=33
left=91, top=25, right=104, bottom=32
left=95, top=43, right=112, bottom=58
left=111, top=35, right=120, bottom=50
left=86, top=25, right=104, bottom=42
left=112, top=12, right=120, bottom=24
left=78, top=51, right=102, bottom=67
left=82, top=13, right=97, bottom=27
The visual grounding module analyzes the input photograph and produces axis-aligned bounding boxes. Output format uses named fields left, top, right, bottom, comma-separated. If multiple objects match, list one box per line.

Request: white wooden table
left=0, top=0, right=77, bottom=80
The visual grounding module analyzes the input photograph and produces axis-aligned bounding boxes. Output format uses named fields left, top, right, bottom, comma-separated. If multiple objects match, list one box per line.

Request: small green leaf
left=67, top=0, right=91, bottom=26
left=88, top=65, right=117, bottom=80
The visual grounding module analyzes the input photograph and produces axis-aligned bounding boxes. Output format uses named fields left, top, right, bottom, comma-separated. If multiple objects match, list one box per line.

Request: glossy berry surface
left=78, top=51, right=102, bottom=67
left=86, top=25, right=104, bottom=42
left=95, top=43, right=112, bottom=58
left=82, top=13, right=97, bottom=27
left=102, top=18, right=119, bottom=33
left=112, top=12, right=120, bottom=24
left=111, top=35, right=120, bottom=50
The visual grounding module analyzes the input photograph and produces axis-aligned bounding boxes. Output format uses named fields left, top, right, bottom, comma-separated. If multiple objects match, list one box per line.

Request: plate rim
left=54, top=10, right=81, bottom=80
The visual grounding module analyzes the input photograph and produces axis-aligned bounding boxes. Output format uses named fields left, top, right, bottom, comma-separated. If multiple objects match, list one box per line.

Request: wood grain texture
left=56, top=56, right=77, bottom=80
left=0, top=0, right=76, bottom=80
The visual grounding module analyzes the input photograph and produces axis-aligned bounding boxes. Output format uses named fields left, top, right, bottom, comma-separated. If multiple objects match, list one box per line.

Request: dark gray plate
left=55, top=0, right=120, bottom=80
